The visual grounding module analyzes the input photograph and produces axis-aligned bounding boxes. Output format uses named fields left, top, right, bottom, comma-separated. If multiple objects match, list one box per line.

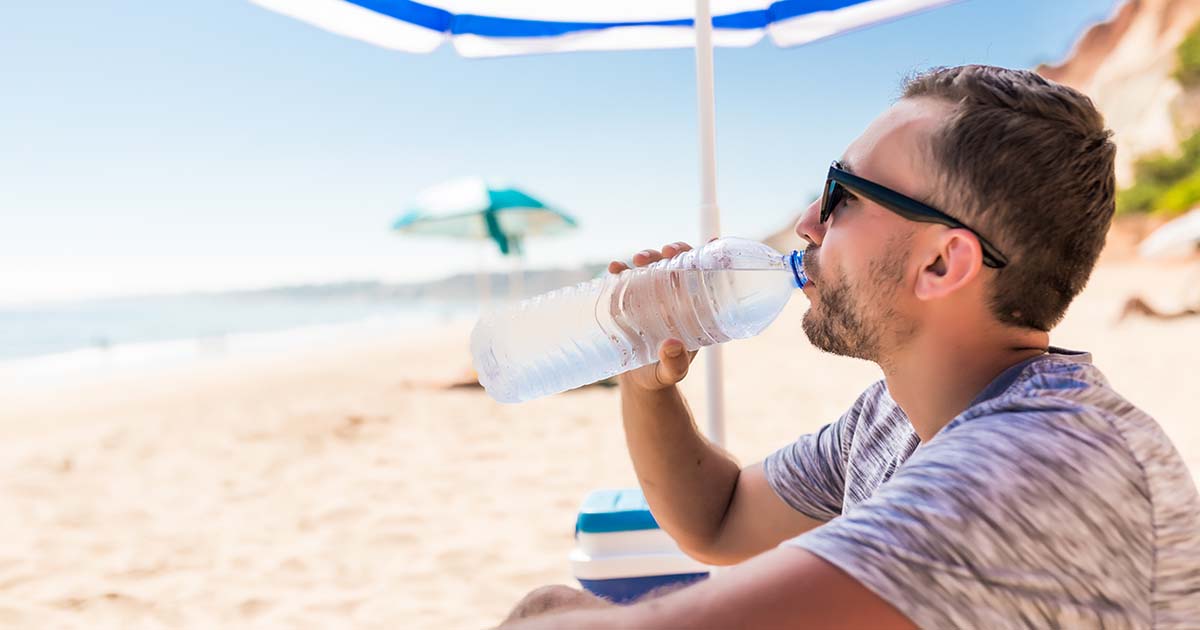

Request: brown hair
left=902, top=65, right=1116, bottom=331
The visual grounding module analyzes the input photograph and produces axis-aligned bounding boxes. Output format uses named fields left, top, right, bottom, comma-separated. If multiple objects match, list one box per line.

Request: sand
left=0, top=258, right=1197, bottom=629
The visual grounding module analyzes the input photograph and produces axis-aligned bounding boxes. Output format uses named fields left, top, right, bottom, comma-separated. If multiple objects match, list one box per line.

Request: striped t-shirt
left=763, top=348, right=1200, bottom=628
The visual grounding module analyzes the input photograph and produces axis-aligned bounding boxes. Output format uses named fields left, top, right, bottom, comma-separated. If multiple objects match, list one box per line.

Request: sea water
left=0, top=293, right=472, bottom=382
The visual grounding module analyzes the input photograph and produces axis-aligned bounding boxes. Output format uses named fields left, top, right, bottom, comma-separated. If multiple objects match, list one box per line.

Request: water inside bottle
left=605, top=267, right=796, bottom=368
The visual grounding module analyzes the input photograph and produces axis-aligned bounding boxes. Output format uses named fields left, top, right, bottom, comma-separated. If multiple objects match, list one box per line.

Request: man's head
left=795, top=65, right=1116, bottom=362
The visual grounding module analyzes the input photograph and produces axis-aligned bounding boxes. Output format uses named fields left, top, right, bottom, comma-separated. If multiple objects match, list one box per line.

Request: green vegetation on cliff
left=1118, top=130, right=1200, bottom=215
left=1118, top=22, right=1200, bottom=216
left=1174, top=21, right=1200, bottom=88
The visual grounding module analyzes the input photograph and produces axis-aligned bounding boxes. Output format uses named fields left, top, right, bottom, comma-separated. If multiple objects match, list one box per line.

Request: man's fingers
left=617, top=242, right=693, bottom=278
left=632, top=249, right=664, bottom=267
left=661, top=242, right=693, bottom=258
left=626, top=242, right=694, bottom=271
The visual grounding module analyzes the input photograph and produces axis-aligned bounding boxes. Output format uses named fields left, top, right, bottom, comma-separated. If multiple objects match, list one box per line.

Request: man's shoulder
left=840, top=347, right=1113, bottom=428
left=883, top=349, right=1170, bottom=487
left=956, top=348, right=1143, bottom=427
left=926, top=349, right=1168, bottom=486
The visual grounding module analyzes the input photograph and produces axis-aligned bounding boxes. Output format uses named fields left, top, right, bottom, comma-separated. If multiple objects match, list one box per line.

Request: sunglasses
left=821, top=161, right=1009, bottom=269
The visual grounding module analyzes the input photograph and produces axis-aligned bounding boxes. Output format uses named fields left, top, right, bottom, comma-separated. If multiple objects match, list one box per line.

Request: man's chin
left=800, top=310, right=828, bottom=349
left=801, top=310, right=865, bottom=360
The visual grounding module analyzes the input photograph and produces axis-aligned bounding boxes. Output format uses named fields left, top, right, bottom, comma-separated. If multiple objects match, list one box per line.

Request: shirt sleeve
left=785, top=403, right=1154, bottom=629
left=762, top=383, right=884, bottom=521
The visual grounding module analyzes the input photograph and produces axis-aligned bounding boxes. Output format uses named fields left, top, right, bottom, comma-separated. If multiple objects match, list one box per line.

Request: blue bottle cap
left=788, top=250, right=808, bottom=288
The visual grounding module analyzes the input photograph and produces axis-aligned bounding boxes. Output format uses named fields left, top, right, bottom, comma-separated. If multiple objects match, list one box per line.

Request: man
left=499, top=65, right=1200, bottom=629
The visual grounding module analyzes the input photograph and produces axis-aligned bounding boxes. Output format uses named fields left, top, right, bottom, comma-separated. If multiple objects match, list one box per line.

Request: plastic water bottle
left=471, top=237, right=808, bottom=403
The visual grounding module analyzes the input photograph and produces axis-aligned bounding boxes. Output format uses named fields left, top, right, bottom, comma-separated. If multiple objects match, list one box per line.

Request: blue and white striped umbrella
left=251, top=0, right=957, bottom=443
left=251, top=1, right=953, bottom=57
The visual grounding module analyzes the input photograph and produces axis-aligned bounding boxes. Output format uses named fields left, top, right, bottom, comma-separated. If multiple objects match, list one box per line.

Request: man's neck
left=881, top=325, right=1050, bottom=442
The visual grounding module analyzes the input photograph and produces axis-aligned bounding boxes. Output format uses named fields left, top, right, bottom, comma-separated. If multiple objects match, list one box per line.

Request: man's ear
left=914, top=229, right=983, bottom=301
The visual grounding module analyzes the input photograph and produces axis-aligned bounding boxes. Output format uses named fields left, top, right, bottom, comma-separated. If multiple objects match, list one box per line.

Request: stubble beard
left=801, top=244, right=911, bottom=363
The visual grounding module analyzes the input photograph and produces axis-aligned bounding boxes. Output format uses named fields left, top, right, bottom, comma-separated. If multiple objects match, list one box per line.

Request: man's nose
left=794, top=197, right=825, bottom=246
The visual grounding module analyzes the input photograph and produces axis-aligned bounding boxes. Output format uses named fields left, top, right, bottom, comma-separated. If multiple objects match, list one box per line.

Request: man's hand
left=608, top=241, right=699, bottom=392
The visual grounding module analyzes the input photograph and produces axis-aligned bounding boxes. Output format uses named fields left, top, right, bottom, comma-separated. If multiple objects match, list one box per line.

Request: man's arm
left=621, top=376, right=822, bottom=564
left=497, top=545, right=915, bottom=630
left=612, top=243, right=822, bottom=565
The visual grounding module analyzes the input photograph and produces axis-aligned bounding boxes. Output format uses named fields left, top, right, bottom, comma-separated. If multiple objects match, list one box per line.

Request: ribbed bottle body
left=472, top=238, right=802, bottom=403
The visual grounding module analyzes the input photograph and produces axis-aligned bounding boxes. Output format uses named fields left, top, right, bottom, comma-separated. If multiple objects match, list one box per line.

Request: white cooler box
left=571, top=488, right=710, bottom=603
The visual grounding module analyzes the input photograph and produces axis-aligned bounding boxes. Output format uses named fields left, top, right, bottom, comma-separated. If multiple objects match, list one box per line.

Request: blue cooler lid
left=576, top=488, right=660, bottom=534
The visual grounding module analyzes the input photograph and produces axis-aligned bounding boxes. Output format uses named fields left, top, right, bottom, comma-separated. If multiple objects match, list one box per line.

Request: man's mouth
left=802, top=246, right=821, bottom=288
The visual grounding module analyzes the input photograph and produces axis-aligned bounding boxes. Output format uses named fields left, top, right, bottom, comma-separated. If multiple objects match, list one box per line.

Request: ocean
left=0, top=291, right=476, bottom=378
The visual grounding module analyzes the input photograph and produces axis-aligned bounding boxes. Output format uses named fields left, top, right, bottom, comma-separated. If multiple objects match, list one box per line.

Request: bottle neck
left=786, top=250, right=808, bottom=289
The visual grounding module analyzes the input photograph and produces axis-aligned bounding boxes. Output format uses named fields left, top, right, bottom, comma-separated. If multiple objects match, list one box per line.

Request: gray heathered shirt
left=763, top=348, right=1200, bottom=629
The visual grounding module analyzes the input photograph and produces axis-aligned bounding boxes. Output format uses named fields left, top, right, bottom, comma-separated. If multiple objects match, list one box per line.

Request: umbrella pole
left=509, top=236, right=526, bottom=301
left=475, top=247, right=491, bottom=311
left=693, top=0, right=725, bottom=447
left=510, top=254, right=525, bottom=301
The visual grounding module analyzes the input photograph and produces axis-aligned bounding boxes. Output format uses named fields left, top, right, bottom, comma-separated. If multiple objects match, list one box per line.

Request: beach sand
left=0, top=258, right=1197, bottom=629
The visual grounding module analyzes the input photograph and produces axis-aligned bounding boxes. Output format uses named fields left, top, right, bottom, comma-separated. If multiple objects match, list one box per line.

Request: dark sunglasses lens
left=821, top=180, right=841, bottom=223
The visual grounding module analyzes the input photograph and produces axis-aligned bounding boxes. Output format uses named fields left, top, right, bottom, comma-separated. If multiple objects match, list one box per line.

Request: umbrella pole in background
left=693, top=0, right=726, bottom=447
left=509, top=237, right=525, bottom=301
left=475, top=247, right=492, bottom=310
left=509, top=261, right=525, bottom=301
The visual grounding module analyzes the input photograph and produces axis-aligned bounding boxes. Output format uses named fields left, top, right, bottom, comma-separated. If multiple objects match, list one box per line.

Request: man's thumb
left=656, top=340, right=689, bottom=385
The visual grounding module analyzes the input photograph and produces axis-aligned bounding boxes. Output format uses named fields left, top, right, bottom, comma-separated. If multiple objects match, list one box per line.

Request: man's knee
left=503, top=584, right=610, bottom=622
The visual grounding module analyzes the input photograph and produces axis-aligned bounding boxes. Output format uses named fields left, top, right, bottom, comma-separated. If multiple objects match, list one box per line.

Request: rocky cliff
left=1038, top=0, right=1200, bottom=186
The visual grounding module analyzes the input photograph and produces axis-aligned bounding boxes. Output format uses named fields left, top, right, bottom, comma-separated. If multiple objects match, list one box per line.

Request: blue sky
left=0, top=0, right=1120, bottom=304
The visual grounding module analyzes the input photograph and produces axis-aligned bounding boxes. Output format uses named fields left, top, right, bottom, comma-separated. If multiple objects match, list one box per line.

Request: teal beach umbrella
left=393, top=177, right=578, bottom=257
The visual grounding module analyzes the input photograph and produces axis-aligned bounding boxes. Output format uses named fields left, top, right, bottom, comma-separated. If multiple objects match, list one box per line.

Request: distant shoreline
left=0, top=302, right=474, bottom=381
